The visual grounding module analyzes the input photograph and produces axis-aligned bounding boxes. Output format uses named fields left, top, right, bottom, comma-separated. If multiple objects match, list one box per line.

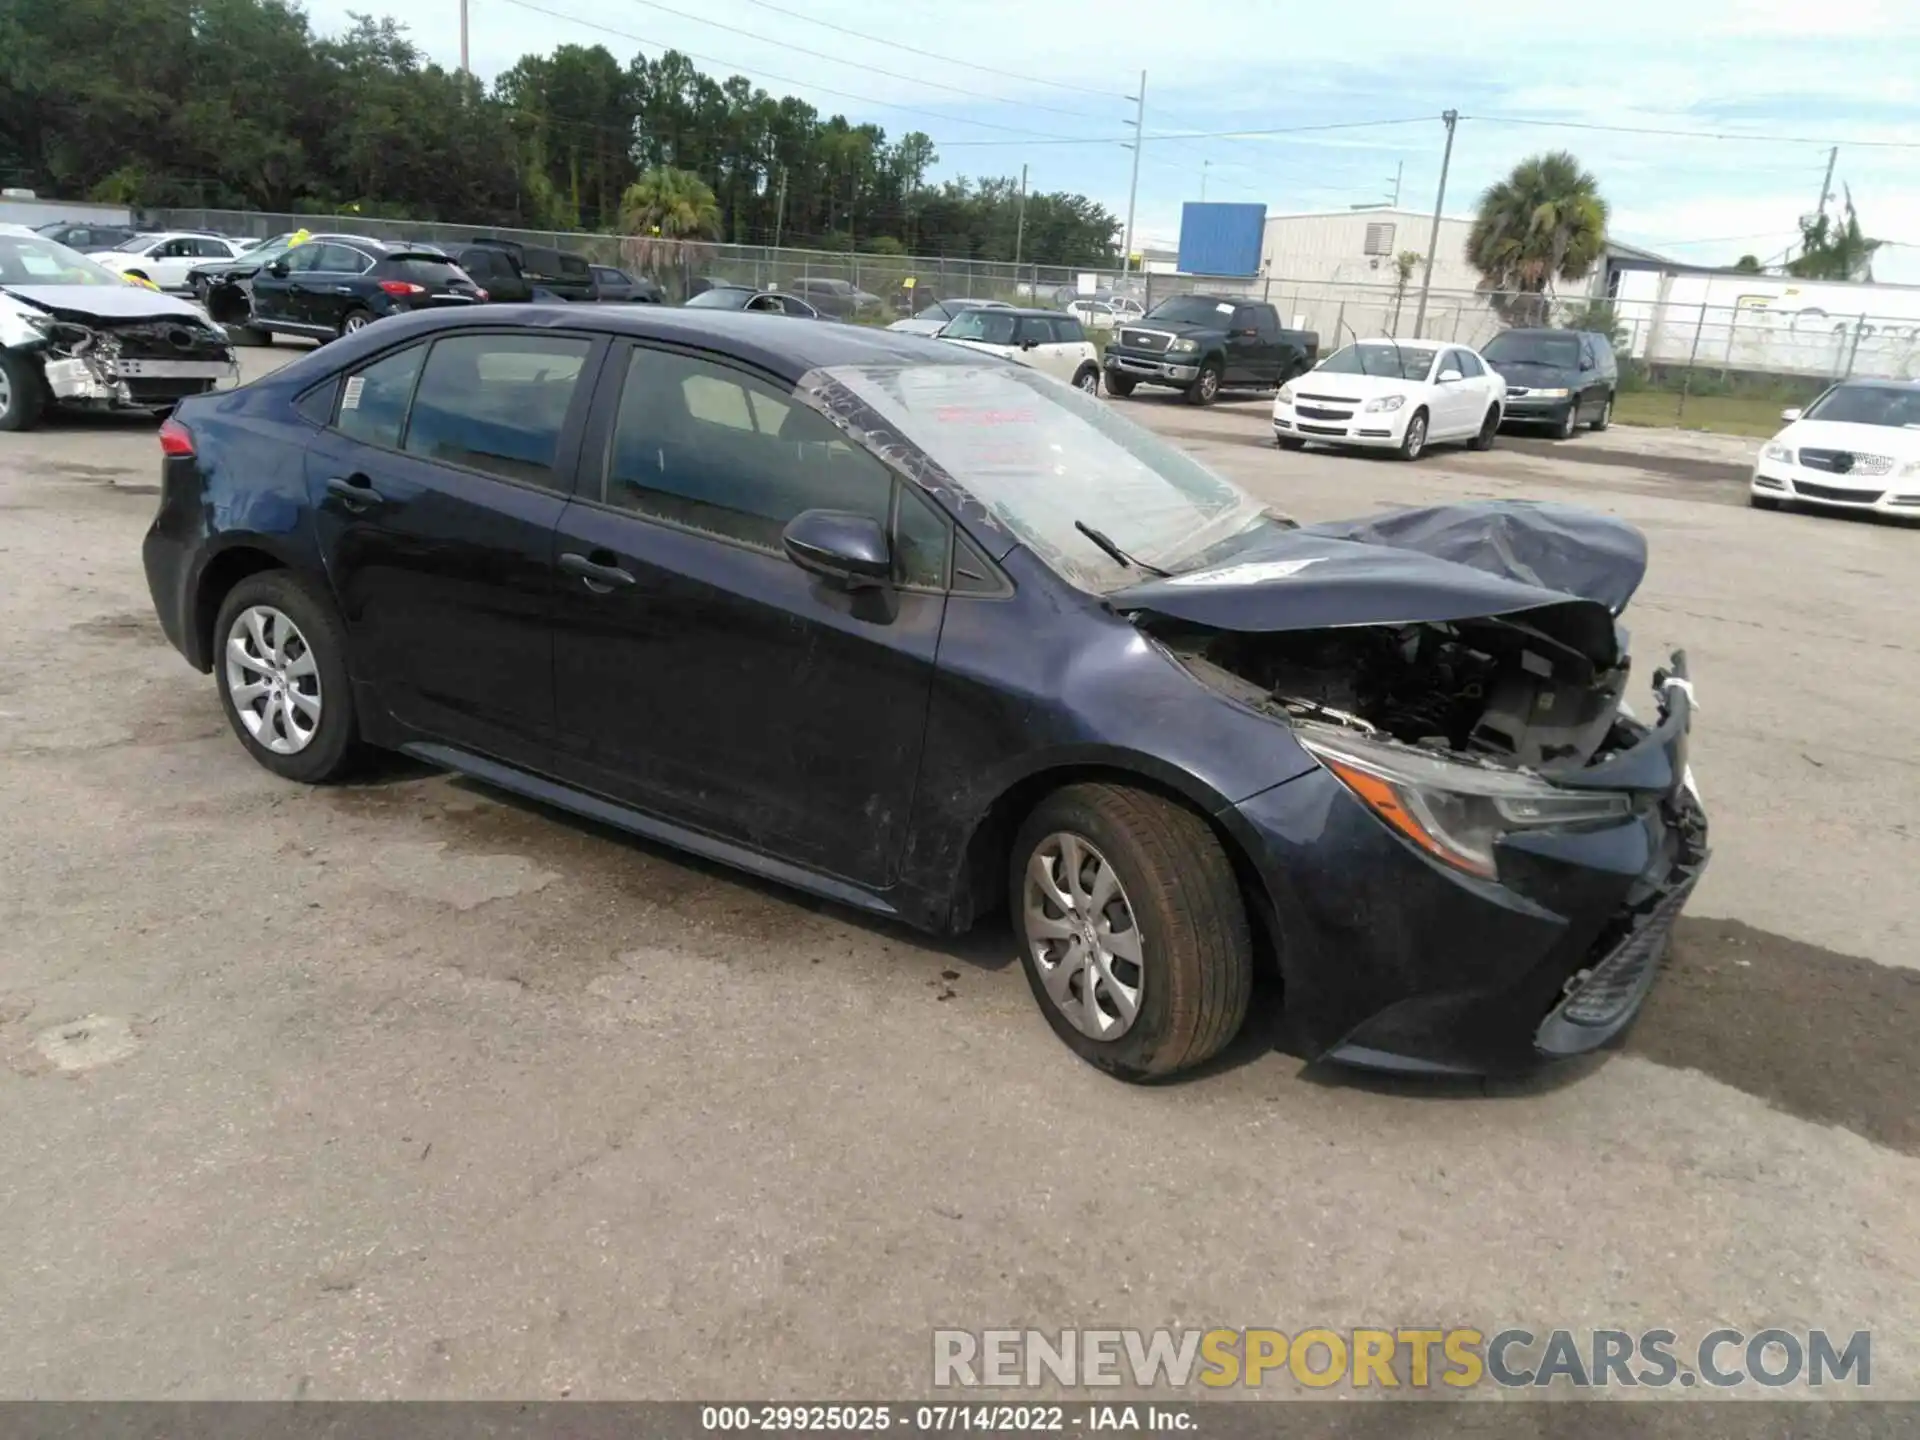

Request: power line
left=931, top=115, right=1438, bottom=147
left=725, top=0, right=1130, bottom=102
left=612, top=0, right=1121, bottom=124
left=494, top=0, right=1096, bottom=144
left=1462, top=114, right=1920, bottom=150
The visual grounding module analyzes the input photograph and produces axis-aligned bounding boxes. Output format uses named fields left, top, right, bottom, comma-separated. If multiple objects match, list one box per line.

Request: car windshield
left=942, top=309, right=1021, bottom=344
left=1316, top=343, right=1439, bottom=380
left=0, top=232, right=130, bottom=287
left=820, top=363, right=1272, bottom=592
left=1484, top=332, right=1582, bottom=367
left=1804, top=384, right=1920, bottom=429
left=914, top=302, right=957, bottom=321
left=1143, top=295, right=1235, bottom=325
left=685, top=287, right=755, bottom=310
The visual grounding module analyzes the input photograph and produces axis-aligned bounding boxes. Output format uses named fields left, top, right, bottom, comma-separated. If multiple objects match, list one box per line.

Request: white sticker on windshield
left=1164, top=557, right=1325, bottom=586
left=1215, top=303, right=1234, bottom=315
left=341, top=376, right=365, bottom=411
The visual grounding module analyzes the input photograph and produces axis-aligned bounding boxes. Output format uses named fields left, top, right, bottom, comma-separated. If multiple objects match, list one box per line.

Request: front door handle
left=326, top=474, right=383, bottom=509
left=560, top=551, right=636, bottom=593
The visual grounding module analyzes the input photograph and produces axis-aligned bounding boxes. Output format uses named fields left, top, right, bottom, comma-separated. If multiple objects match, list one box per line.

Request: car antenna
left=1075, top=520, right=1170, bottom=578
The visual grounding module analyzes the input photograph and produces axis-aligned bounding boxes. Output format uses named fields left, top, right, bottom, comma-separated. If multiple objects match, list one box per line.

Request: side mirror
left=267, top=260, right=289, bottom=278
left=1580, top=356, right=1595, bottom=371
left=782, top=509, right=893, bottom=590
left=1019, top=337, right=1041, bottom=350
left=1780, top=407, right=1803, bottom=423
left=1438, top=368, right=1464, bottom=383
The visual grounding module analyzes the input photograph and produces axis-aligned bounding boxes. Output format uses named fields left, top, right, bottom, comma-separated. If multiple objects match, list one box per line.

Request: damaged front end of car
left=0, top=288, right=239, bottom=425
left=1116, top=501, right=1711, bottom=1074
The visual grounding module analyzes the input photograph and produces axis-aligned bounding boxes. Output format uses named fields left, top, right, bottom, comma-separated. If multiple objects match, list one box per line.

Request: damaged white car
left=0, top=224, right=238, bottom=433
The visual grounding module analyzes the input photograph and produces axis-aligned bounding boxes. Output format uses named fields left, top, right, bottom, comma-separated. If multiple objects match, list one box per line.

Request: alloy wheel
left=1404, top=414, right=1427, bottom=458
left=343, top=312, right=371, bottom=333
left=1022, top=832, right=1145, bottom=1040
left=1199, top=368, right=1219, bottom=401
left=224, top=605, right=322, bottom=755
left=0, top=366, right=12, bottom=421
left=1077, top=370, right=1099, bottom=394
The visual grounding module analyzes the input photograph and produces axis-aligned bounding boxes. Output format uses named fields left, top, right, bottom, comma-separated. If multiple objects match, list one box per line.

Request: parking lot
left=2, top=345, right=1917, bottom=1399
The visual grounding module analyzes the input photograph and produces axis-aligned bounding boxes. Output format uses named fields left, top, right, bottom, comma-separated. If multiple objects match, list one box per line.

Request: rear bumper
left=1751, top=467, right=1920, bottom=515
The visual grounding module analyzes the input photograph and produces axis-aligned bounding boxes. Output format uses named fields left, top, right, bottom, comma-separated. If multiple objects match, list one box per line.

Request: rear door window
left=401, top=333, right=594, bottom=488
left=312, top=243, right=372, bottom=274
left=335, top=343, right=427, bottom=449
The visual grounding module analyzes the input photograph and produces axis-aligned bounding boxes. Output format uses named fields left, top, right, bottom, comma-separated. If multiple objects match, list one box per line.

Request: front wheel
left=1591, top=393, right=1613, bottom=431
left=0, top=350, right=48, bottom=432
left=1105, top=374, right=1136, bottom=398
left=1011, top=783, right=1252, bottom=1081
left=1185, top=361, right=1223, bottom=406
left=1749, top=493, right=1783, bottom=511
left=1072, top=363, right=1101, bottom=396
left=213, top=571, right=363, bottom=784
left=1277, top=436, right=1306, bottom=451
left=1395, top=408, right=1429, bottom=461
left=1555, top=403, right=1580, bottom=440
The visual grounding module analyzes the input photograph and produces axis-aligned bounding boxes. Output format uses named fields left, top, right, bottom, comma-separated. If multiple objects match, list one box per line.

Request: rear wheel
left=1186, top=361, right=1223, bottom=406
left=1011, top=783, right=1252, bottom=1081
left=338, top=307, right=375, bottom=338
left=1591, top=392, right=1613, bottom=431
left=1395, top=408, right=1429, bottom=461
left=0, top=351, right=48, bottom=432
left=213, top=571, right=363, bottom=784
left=1072, top=363, right=1101, bottom=396
left=1467, top=404, right=1500, bottom=451
left=1105, top=374, right=1136, bottom=398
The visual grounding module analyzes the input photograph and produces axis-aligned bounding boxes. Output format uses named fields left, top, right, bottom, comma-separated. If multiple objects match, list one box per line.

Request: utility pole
left=1013, top=163, right=1029, bottom=266
left=1200, top=160, right=1209, bottom=203
left=459, top=0, right=469, bottom=73
left=1411, top=109, right=1458, bottom=340
left=1390, top=161, right=1403, bottom=207
left=1815, top=145, right=1837, bottom=217
left=1120, top=70, right=1146, bottom=278
left=773, top=167, right=788, bottom=250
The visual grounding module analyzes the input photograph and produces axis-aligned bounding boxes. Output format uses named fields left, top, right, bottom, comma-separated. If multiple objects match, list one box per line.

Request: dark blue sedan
left=141, top=305, right=1708, bottom=1081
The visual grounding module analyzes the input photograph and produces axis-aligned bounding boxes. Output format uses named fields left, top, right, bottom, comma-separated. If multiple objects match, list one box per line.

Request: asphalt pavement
left=1, top=347, right=1915, bottom=1400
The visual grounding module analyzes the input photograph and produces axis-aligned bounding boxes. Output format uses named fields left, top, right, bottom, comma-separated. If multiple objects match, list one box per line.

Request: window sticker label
left=341, top=376, right=365, bottom=411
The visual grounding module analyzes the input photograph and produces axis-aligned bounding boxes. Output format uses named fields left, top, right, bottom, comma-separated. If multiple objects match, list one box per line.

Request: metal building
left=1259, top=208, right=1480, bottom=290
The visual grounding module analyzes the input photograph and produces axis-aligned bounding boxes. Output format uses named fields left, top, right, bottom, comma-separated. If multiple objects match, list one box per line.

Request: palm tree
left=1786, top=188, right=1882, bottom=282
left=1467, top=151, right=1609, bottom=326
left=618, top=166, right=723, bottom=276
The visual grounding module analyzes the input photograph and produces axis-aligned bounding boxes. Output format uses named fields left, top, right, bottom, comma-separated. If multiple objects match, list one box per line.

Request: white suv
left=88, top=233, right=245, bottom=291
left=936, top=308, right=1103, bottom=394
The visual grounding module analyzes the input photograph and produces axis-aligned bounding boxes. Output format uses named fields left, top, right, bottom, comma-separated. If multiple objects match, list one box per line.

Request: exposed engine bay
left=0, top=286, right=238, bottom=427
left=1159, top=613, right=1633, bottom=770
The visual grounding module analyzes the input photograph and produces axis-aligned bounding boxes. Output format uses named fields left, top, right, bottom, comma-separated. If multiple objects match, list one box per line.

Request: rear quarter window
left=555, top=252, right=591, bottom=279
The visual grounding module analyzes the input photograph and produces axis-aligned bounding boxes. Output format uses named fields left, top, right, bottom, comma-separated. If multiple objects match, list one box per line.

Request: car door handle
left=326, top=474, right=384, bottom=509
left=560, top=551, right=636, bottom=592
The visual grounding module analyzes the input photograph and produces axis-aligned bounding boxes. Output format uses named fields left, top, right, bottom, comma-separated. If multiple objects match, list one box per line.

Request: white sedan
left=1273, top=338, right=1507, bottom=460
left=1750, top=379, right=1920, bottom=517
left=1067, top=296, right=1145, bottom=331
left=936, top=308, right=1104, bottom=393
left=87, top=232, right=247, bottom=291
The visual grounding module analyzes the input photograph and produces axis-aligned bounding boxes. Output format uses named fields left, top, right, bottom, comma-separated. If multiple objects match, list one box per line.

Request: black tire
left=1106, top=374, right=1136, bottom=398
left=212, top=570, right=363, bottom=784
left=337, top=306, right=375, bottom=339
left=1010, top=783, right=1252, bottom=1082
left=1590, top=392, right=1613, bottom=432
left=1749, top=493, right=1783, bottom=511
left=1467, top=404, right=1500, bottom=451
left=1555, top=403, right=1580, bottom=440
left=1071, top=363, right=1101, bottom=396
left=1277, top=436, right=1306, bottom=451
left=1185, top=360, right=1223, bottom=406
left=1395, top=407, right=1430, bottom=461
left=0, top=350, right=48, bottom=433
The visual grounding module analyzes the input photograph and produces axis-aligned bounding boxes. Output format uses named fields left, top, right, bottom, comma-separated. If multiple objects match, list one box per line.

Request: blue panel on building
left=1176, top=202, right=1267, bottom=276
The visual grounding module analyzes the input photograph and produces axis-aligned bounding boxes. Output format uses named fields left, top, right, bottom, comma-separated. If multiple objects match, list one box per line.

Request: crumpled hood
left=0, top=283, right=211, bottom=324
left=1111, top=500, right=1648, bottom=662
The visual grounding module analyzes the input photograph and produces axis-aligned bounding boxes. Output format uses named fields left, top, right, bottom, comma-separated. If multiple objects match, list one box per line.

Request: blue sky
left=311, top=0, right=1920, bottom=284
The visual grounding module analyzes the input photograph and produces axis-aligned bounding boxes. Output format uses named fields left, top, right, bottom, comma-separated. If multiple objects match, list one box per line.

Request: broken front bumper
left=41, top=354, right=238, bottom=409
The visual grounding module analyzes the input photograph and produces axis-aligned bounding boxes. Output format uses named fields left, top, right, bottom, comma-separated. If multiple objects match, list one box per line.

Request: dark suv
left=455, top=239, right=596, bottom=303
left=248, top=238, right=485, bottom=340
left=1481, top=328, right=1618, bottom=438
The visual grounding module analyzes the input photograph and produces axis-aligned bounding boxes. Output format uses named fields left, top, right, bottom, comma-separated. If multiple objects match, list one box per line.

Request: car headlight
left=1763, top=442, right=1796, bottom=464
left=1363, top=394, right=1406, bottom=413
left=1277, top=383, right=1295, bottom=405
left=1298, top=727, right=1632, bottom=878
left=1169, top=338, right=1199, bottom=354
left=1530, top=387, right=1570, bottom=399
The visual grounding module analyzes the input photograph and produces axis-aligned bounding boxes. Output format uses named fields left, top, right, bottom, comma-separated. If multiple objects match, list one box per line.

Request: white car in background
left=937, top=307, right=1103, bottom=393
left=887, top=296, right=1012, bottom=337
left=1750, top=379, right=1920, bottom=517
left=1273, top=338, right=1506, bottom=460
left=87, top=232, right=246, bottom=291
left=1067, top=296, right=1145, bottom=331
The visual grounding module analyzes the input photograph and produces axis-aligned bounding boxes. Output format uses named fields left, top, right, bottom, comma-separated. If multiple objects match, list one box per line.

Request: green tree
left=1733, top=254, right=1764, bottom=273
left=619, top=165, right=721, bottom=271
left=1467, top=151, right=1610, bottom=325
left=1786, top=190, right=1882, bottom=282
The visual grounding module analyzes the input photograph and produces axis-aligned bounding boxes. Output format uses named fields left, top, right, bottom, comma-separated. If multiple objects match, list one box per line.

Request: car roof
left=323, top=304, right=982, bottom=383
left=1494, top=327, right=1588, bottom=338
left=1834, top=377, right=1920, bottom=389
left=0, top=222, right=38, bottom=238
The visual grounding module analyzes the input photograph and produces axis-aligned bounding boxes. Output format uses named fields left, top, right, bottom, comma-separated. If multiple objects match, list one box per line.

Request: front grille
left=1297, top=422, right=1348, bottom=436
left=1118, top=329, right=1169, bottom=352
left=1793, top=480, right=1885, bottom=503
left=98, top=319, right=231, bottom=364
left=1296, top=405, right=1353, bottom=421
left=1556, top=878, right=1696, bottom=1027
left=1799, top=447, right=1894, bottom=476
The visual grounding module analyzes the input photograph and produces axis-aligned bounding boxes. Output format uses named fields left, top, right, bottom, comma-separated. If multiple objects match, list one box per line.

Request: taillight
left=158, top=417, right=195, bottom=458
left=474, top=288, right=489, bottom=301
left=378, top=280, right=426, bottom=296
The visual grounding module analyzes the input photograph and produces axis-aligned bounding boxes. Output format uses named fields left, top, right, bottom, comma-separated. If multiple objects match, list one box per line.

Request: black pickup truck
left=1102, top=294, right=1318, bottom=406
